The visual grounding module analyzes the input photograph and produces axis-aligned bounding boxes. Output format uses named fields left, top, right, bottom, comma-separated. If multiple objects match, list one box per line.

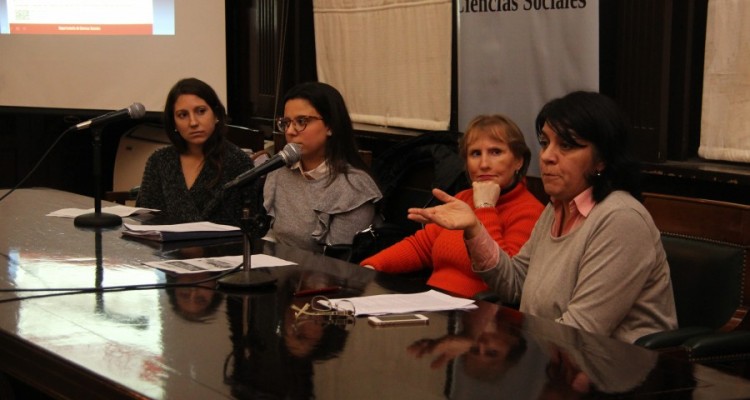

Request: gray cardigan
left=475, top=191, right=678, bottom=343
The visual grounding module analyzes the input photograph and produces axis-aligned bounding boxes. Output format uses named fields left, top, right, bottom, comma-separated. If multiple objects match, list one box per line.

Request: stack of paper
left=144, top=254, right=296, bottom=274
left=325, top=290, right=477, bottom=316
left=47, top=205, right=157, bottom=218
left=122, top=222, right=241, bottom=242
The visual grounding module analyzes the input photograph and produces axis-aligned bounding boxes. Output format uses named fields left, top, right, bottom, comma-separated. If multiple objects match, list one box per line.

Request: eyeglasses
left=290, top=295, right=356, bottom=329
left=276, top=115, right=323, bottom=133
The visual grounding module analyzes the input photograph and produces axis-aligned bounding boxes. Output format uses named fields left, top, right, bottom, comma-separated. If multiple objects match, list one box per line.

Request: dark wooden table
left=2, top=188, right=750, bottom=399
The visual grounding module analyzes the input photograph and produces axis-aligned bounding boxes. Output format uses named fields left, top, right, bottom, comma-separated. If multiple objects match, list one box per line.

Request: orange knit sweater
left=361, top=182, right=544, bottom=298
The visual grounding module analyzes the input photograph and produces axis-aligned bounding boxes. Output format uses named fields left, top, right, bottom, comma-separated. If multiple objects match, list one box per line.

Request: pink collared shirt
left=466, top=187, right=598, bottom=272
left=550, top=187, right=596, bottom=237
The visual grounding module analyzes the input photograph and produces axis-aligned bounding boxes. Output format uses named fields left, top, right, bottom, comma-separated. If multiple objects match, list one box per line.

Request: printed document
left=144, top=254, right=296, bottom=274
left=122, top=222, right=241, bottom=242
left=48, top=205, right=157, bottom=218
left=325, top=290, right=477, bottom=316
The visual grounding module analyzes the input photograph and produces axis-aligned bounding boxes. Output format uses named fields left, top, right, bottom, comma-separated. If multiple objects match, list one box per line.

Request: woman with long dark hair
left=137, top=77, right=254, bottom=225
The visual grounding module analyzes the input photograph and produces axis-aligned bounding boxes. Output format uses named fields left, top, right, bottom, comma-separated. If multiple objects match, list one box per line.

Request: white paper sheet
left=47, top=205, right=158, bottom=218
left=123, top=222, right=238, bottom=232
left=325, top=290, right=477, bottom=316
left=144, top=254, right=296, bottom=274
left=121, top=222, right=242, bottom=242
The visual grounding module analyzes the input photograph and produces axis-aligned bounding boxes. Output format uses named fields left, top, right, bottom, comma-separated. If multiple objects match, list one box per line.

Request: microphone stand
left=217, top=206, right=276, bottom=289
left=74, top=125, right=122, bottom=227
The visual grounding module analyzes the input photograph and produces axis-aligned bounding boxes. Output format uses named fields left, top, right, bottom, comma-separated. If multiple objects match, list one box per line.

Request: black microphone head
left=128, top=103, right=146, bottom=119
left=279, top=143, right=302, bottom=165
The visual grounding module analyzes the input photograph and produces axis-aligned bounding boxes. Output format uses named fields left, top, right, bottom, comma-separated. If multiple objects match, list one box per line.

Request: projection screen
left=0, top=0, right=227, bottom=113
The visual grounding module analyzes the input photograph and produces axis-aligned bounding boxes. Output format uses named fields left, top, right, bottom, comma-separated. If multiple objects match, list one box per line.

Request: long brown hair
left=163, top=77, right=229, bottom=187
left=281, top=82, right=370, bottom=186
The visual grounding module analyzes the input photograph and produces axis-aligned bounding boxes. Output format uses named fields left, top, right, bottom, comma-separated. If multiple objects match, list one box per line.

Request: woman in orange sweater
left=360, top=115, right=544, bottom=298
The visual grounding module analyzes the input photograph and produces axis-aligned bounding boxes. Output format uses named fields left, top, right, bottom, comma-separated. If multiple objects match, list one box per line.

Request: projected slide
left=0, top=0, right=174, bottom=35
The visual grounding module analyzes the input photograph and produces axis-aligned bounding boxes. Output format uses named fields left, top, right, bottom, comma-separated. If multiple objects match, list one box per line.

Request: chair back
left=643, top=193, right=750, bottom=331
left=372, top=131, right=469, bottom=236
left=226, top=125, right=265, bottom=153
left=661, top=234, right=745, bottom=329
left=112, top=123, right=170, bottom=192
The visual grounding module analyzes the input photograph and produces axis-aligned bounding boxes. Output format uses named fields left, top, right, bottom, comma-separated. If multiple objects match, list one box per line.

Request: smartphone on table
left=367, top=314, right=429, bottom=327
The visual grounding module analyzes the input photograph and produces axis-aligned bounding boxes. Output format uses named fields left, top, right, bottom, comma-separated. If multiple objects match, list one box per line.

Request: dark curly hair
left=535, top=91, right=642, bottom=202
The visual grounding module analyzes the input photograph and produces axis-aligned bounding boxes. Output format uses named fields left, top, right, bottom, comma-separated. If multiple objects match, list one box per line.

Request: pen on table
left=293, top=286, right=341, bottom=297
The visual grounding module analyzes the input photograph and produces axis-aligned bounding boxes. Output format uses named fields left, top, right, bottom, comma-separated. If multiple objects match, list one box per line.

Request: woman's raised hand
left=407, top=189, right=482, bottom=238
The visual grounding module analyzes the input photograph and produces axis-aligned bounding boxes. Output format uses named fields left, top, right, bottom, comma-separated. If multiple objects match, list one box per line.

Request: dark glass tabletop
left=1, top=188, right=750, bottom=399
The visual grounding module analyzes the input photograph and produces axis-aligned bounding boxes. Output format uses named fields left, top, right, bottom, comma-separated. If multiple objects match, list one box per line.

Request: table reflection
left=157, top=240, right=245, bottom=322
left=224, top=267, right=363, bottom=398
left=165, top=272, right=224, bottom=322
left=92, top=228, right=151, bottom=329
left=407, top=302, right=677, bottom=399
left=526, top=317, right=662, bottom=397
left=408, top=303, right=526, bottom=375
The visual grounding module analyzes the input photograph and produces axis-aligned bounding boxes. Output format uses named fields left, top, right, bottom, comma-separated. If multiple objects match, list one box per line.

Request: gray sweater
left=263, top=165, right=381, bottom=253
left=476, top=191, right=678, bottom=343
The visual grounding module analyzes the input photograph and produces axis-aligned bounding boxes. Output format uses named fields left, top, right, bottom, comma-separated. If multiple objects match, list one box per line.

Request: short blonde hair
left=459, top=114, right=531, bottom=177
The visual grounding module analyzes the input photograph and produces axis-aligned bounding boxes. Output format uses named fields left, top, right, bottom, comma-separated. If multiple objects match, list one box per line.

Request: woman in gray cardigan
left=408, top=91, right=677, bottom=343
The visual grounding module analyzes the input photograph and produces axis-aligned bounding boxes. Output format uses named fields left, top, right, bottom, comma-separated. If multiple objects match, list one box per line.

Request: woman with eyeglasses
left=137, top=77, right=256, bottom=226
left=263, top=82, right=381, bottom=254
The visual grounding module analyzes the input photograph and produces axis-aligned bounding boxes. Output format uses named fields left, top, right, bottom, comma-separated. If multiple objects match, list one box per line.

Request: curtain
left=313, top=0, right=452, bottom=130
left=699, top=0, right=750, bottom=163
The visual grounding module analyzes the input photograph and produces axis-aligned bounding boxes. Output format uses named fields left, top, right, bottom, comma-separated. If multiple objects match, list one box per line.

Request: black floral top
left=136, top=142, right=257, bottom=226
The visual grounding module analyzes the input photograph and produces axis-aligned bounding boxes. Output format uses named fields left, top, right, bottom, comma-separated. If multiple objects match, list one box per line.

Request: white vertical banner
left=699, top=0, right=750, bottom=163
left=458, top=1, right=599, bottom=176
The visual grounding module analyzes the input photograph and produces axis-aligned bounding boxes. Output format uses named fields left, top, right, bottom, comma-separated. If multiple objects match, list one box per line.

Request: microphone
left=224, top=143, right=302, bottom=189
left=75, top=102, right=146, bottom=130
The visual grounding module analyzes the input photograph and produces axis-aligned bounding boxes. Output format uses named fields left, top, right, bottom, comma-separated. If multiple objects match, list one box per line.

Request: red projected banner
left=10, top=24, right=153, bottom=35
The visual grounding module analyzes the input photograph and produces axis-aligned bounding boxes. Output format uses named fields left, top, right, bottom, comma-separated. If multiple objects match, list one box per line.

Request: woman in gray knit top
left=408, top=91, right=677, bottom=343
left=264, top=82, right=381, bottom=254
left=137, top=78, right=256, bottom=226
